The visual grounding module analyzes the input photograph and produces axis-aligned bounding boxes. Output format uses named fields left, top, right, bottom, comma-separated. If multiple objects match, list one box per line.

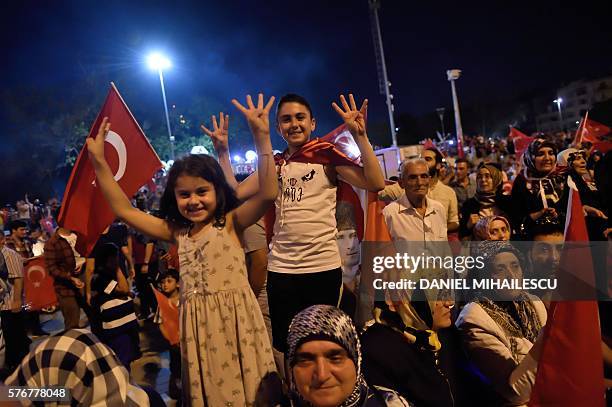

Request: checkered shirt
left=6, top=329, right=149, bottom=406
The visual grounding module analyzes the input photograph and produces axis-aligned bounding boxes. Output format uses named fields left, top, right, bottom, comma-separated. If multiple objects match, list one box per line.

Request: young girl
left=87, top=94, right=278, bottom=406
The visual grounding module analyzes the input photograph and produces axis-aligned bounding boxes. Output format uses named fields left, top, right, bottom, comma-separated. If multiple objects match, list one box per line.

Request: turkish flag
left=24, top=257, right=58, bottom=311
left=529, top=188, right=605, bottom=406
left=152, top=286, right=179, bottom=346
left=574, top=112, right=611, bottom=145
left=508, top=127, right=534, bottom=157
left=57, top=83, right=162, bottom=256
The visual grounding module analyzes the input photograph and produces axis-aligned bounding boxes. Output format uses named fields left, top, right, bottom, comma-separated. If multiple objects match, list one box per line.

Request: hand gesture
left=201, top=113, right=229, bottom=154
left=231, top=94, right=275, bottom=137
left=332, top=94, right=368, bottom=137
left=87, top=117, right=110, bottom=163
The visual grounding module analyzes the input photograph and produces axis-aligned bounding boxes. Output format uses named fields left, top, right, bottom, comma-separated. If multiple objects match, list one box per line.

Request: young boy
left=205, top=93, right=385, bottom=353
left=156, top=270, right=180, bottom=401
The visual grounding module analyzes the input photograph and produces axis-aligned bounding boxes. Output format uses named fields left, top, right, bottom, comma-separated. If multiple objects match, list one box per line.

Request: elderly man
left=379, top=150, right=459, bottom=233
left=382, top=158, right=448, bottom=242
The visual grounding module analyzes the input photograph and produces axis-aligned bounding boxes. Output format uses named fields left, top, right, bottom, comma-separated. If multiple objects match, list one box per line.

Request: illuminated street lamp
left=147, top=52, right=175, bottom=159
left=553, top=98, right=564, bottom=131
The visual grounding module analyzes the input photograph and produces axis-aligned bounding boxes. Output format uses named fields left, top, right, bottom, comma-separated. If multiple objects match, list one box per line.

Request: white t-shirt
left=268, top=161, right=341, bottom=274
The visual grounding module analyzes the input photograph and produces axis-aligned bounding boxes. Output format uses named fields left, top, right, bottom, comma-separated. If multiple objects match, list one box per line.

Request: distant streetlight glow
left=233, top=154, right=243, bottom=163
left=553, top=98, right=564, bottom=131
left=245, top=150, right=257, bottom=162
left=147, top=53, right=172, bottom=70
left=147, top=52, right=175, bottom=159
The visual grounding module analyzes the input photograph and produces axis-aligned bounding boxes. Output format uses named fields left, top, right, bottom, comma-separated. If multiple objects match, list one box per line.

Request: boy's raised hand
left=231, top=94, right=275, bottom=137
left=332, top=94, right=368, bottom=137
left=201, top=113, right=229, bottom=154
left=87, top=117, right=110, bottom=163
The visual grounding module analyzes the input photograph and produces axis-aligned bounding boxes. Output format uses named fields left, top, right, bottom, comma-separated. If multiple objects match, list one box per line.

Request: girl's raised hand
left=201, top=113, right=230, bottom=154
left=231, top=94, right=275, bottom=137
left=87, top=117, right=110, bottom=163
left=332, top=94, right=368, bottom=137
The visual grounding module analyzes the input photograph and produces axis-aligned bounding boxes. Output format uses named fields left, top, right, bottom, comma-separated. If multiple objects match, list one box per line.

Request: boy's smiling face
left=276, top=102, right=316, bottom=152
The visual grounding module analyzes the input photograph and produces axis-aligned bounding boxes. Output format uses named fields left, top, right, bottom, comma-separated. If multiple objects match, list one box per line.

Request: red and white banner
left=24, top=257, right=58, bottom=311
left=57, top=83, right=162, bottom=256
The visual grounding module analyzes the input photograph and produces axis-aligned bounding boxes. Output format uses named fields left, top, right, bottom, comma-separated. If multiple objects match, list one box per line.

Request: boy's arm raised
left=332, top=94, right=385, bottom=192
left=201, top=113, right=260, bottom=200
left=229, top=94, right=278, bottom=232
left=87, top=118, right=174, bottom=242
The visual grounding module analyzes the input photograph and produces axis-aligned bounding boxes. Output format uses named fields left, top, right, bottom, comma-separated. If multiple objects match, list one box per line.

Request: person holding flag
left=87, top=94, right=278, bottom=406
left=204, top=93, right=385, bottom=357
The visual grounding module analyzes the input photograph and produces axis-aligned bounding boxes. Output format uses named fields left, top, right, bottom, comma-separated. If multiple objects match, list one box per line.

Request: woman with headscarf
left=286, top=304, right=410, bottom=407
left=456, top=241, right=547, bottom=406
left=473, top=215, right=512, bottom=241
left=558, top=148, right=608, bottom=240
left=509, top=138, right=567, bottom=236
left=459, top=162, right=511, bottom=239
left=360, top=287, right=458, bottom=407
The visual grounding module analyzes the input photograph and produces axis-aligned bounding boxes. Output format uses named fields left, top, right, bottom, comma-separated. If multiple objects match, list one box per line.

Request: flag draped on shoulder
left=24, top=257, right=58, bottom=311
left=264, top=124, right=365, bottom=244
left=528, top=187, right=604, bottom=407
left=57, top=83, right=162, bottom=256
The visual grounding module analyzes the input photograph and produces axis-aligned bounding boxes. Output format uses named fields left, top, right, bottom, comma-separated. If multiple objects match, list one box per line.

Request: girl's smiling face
left=174, top=175, right=217, bottom=225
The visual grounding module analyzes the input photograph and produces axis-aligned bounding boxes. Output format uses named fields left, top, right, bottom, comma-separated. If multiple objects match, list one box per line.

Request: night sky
left=3, top=0, right=612, bottom=154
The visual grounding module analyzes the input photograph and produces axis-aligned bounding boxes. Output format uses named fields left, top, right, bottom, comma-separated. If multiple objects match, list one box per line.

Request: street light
left=147, top=52, right=175, bottom=159
left=436, top=107, right=446, bottom=140
left=447, top=69, right=465, bottom=150
left=553, top=98, right=564, bottom=132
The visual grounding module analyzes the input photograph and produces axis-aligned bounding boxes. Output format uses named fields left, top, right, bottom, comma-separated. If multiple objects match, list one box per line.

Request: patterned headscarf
left=287, top=305, right=361, bottom=372
left=472, top=241, right=543, bottom=360
left=287, top=305, right=367, bottom=407
left=522, top=138, right=558, bottom=177
left=473, top=215, right=511, bottom=241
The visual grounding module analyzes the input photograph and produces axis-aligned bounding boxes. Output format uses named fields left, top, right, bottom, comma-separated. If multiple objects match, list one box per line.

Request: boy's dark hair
left=276, top=93, right=313, bottom=121
left=455, top=157, right=471, bottom=167
left=95, top=243, right=120, bottom=277
left=159, top=154, right=241, bottom=229
left=10, top=220, right=27, bottom=232
left=531, top=220, right=564, bottom=239
left=158, top=269, right=180, bottom=283
left=425, top=148, right=444, bottom=165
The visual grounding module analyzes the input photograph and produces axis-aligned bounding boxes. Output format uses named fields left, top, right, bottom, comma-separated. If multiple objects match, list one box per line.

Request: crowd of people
left=0, top=91, right=610, bottom=406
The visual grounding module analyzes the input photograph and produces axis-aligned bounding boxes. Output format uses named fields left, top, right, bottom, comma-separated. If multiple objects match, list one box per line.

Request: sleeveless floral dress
left=177, top=225, right=276, bottom=406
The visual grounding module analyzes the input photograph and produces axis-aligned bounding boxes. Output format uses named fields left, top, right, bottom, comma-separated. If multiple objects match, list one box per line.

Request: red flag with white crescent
left=508, top=127, right=534, bottom=158
left=57, top=83, right=162, bottom=256
left=24, top=257, right=58, bottom=311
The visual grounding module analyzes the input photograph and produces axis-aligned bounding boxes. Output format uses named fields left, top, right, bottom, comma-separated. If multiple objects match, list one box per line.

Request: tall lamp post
left=147, top=53, right=175, bottom=160
left=436, top=107, right=446, bottom=140
left=553, top=98, right=564, bottom=132
left=447, top=69, right=465, bottom=152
